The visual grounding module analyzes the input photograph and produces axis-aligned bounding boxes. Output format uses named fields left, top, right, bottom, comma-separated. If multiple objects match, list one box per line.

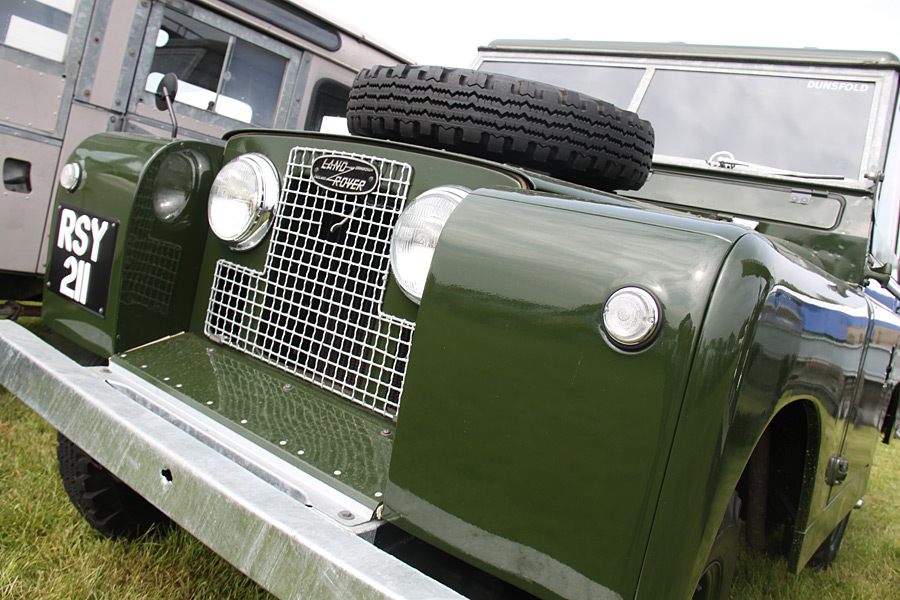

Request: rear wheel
left=694, top=492, right=742, bottom=600
left=347, top=65, right=655, bottom=191
left=57, top=432, right=171, bottom=539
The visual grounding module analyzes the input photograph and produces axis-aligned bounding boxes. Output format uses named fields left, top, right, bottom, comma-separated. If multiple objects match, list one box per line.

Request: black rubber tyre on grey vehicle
left=57, top=432, right=171, bottom=539
left=347, top=65, right=655, bottom=192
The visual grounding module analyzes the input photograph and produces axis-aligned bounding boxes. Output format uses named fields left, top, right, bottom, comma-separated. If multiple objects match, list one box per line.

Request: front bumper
left=0, top=320, right=462, bottom=600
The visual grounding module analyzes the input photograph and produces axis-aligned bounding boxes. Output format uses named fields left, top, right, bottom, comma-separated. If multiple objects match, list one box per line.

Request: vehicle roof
left=482, top=40, right=900, bottom=70
left=285, top=0, right=414, bottom=63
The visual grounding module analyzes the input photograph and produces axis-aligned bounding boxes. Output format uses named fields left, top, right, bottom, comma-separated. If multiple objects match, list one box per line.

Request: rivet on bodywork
left=175, top=383, right=183, bottom=388
left=206, top=401, right=214, bottom=405
left=338, top=510, right=354, bottom=520
left=206, top=347, right=216, bottom=354
left=283, top=384, right=293, bottom=391
left=240, top=419, right=248, bottom=424
left=279, top=440, right=287, bottom=446
left=141, top=364, right=148, bottom=369
left=334, top=470, right=342, bottom=476
left=380, top=429, right=393, bottom=437
left=374, top=492, right=383, bottom=498
left=297, top=450, right=305, bottom=455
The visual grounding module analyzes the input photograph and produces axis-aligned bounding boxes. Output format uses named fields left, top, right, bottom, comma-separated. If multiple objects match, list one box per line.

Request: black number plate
left=47, top=205, right=118, bottom=316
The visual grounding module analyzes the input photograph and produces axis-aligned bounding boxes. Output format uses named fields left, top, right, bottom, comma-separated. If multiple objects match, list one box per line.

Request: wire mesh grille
left=205, top=147, right=415, bottom=419
left=121, top=161, right=180, bottom=313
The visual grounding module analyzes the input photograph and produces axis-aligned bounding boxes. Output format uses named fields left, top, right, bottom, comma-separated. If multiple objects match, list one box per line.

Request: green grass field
left=2, top=385, right=898, bottom=599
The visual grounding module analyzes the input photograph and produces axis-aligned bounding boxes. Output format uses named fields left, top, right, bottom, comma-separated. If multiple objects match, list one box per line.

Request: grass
left=0, top=388, right=274, bottom=600
left=731, top=440, right=900, bottom=600
left=2, top=379, right=899, bottom=599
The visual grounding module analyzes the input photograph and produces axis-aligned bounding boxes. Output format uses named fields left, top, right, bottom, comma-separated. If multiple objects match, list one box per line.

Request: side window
left=143, top=8, right=288, bottom=127
left=0, top=0, right=75, bottom=62
left=305, top=80, right=350, bottom=133
left=884, top=107, right=900, bottom=259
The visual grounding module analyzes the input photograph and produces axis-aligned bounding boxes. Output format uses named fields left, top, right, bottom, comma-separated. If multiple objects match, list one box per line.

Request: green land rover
left=2, top=40, right=900, bottom=600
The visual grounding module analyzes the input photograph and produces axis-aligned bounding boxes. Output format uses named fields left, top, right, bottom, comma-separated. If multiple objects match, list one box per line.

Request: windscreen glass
left=480, top=59, right=878, bottom=179
left=480, top=61, right=643, bottom=111
left=638, top=69, right=876, bottom=178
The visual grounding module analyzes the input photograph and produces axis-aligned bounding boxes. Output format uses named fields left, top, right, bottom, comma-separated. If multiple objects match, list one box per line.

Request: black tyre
left=347, top=65, right=655, bottom=191
left=807, top=512, right=849, bottom=569
left=57, top=432, right=171, bottom=539
left=694, top=492, right=742, bottom=600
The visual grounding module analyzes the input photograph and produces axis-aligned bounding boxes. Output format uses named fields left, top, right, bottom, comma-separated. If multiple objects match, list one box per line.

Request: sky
left=302, top=0, right=900, bottom=68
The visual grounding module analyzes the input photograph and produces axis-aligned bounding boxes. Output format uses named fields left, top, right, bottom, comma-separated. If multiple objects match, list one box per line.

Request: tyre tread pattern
left=347, top=65, right=655, bottom=191
left=57, top=432, right=170, bottom=539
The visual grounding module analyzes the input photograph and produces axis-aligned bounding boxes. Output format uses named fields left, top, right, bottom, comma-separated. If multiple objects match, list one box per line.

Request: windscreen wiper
left=706, top=151, right=845, bottom=180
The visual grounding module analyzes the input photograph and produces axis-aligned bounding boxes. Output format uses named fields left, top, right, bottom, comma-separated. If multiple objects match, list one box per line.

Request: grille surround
left=205, top=147, right=415, bottom=419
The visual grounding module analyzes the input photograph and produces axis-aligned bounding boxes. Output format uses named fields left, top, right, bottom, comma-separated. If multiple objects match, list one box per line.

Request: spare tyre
left=347, top=65, right=655, bottom=191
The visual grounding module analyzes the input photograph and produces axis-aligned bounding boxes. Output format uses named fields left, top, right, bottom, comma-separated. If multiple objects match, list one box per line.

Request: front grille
left=205, top=147, right=415, bottom=419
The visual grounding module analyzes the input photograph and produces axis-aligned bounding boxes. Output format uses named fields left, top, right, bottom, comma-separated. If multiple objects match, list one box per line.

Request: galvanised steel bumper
left=0, top=320, right=462, bottom=600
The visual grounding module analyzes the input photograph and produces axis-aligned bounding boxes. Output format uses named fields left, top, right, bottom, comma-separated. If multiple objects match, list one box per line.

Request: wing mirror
left=866, top=258, right=900, bottom=303
left=154, top=72, right=179, bottom=138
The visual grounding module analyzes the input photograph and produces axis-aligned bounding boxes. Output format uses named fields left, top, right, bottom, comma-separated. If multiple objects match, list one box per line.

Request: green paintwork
left=386, top=188, right=744, bottom=600
left=34, top=69, right=900, bottom=599
left=634, top=231, right=894, bottom=598
left=43, top=133, right=223, bottom=357
left=622, top=168, right=873, bottom=284
left=186, top=132, right=527, bottom=336
left=112, top=332, right=392, bottom=504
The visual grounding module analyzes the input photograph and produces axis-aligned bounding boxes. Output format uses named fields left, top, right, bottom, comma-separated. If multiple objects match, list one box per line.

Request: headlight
left=153, top=151, right=200, bottom=223
left=208, top=153, right=280, bottom=251
left=391, top=185, right=469, bottom=303
left=602, top=287, right=661, bottom=349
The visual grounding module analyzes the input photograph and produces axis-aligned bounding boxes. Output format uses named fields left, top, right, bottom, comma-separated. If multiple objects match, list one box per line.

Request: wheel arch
left=737, top=398, right=822, bottom=558
left=636, top=233, right=843, bottom=599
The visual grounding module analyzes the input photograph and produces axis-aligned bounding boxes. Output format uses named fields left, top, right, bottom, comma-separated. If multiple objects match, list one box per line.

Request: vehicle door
left=0, top=0, right=93, bottom=276
left=123, top=1, right=305, bottom=140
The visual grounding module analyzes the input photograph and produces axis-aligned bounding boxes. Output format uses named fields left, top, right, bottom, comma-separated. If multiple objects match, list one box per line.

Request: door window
left=0, top=0, right=76, bottom=62
left=144, top=7, right=288, bottom=127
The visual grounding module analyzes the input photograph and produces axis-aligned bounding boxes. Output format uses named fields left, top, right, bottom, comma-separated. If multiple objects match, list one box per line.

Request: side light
left=208, top=153, right=280, bottom=251
left=59, top=162, right=83, bottom=192
left=390, top=185, right=470, bottom=303
left=153, top=151, right=199, bottom=223
left=602, top=287, right=661, bottom=349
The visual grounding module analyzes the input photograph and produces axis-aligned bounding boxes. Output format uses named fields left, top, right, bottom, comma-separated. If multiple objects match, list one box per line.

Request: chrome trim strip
left=0, top=320, right=462, bottom=600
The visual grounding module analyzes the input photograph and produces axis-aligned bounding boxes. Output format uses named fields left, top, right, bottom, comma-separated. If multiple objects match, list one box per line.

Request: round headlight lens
left=391, top=185, right=470, bottom=303
left=153, top=152, right=196, bottom=223
left=59, top=162, right=83, bottom=192
left=602, top=287, right=661, bottom=348
left=208, top=153, right=280, bottom=251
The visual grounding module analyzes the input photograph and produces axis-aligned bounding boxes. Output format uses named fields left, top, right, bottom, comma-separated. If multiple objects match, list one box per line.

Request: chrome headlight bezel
left=601, top=286, right=661, bottom=350
left=208, top=153, right=280, bottom=251
left=390, top=185, right=470, bottom=304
